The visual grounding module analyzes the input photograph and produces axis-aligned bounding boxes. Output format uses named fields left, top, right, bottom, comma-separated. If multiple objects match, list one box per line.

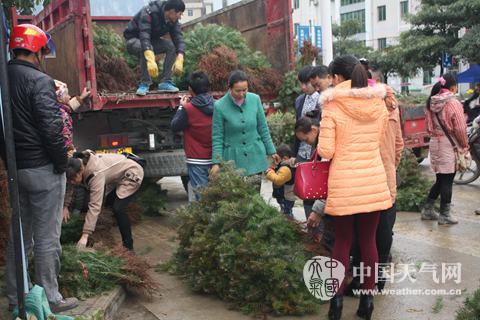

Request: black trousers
left=106, top=191, right=135, bottom=250
left=376, top=203, right=397, bottom=264
left=427, top=173, right=456, bottom=205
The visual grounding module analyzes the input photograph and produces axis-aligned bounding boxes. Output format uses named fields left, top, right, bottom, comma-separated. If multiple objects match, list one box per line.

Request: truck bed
left=97, top=91, right=229, bottom=110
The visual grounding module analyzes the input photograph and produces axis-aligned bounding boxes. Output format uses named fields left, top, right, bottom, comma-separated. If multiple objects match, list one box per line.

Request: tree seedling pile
left=93, top=24, right=139, bottom=93
left=267, top=111, right=296, bottom=146
left=58, top=245, right=158, bottom=300
left=456, top=287, right=480, bottom=320
left=396, top=151, right=432, bottom=212
left=166, top=162, right=319, bottom=316
left=179, top=24, right=283, bottom=93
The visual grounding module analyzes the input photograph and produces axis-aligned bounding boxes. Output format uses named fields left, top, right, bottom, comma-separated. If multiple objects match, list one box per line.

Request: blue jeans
left=187, top=163, right=211, bottom=201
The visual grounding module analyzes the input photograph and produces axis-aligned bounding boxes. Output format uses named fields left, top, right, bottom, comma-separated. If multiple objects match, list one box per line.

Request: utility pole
left=320, top=0, right=333, bottom=64
left=0, top=3, right=27, bottom=319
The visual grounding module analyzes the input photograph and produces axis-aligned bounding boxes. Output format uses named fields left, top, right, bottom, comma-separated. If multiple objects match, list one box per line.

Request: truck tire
left=138, top=150, right=188, bottom=179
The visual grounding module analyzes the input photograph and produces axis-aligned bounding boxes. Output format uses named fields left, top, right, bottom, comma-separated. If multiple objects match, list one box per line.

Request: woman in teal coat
left=211, top=70, right=278, bottom=177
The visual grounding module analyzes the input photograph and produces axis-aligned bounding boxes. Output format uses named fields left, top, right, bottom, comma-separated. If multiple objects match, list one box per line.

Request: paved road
left=117, top=172, right=480, bottom=320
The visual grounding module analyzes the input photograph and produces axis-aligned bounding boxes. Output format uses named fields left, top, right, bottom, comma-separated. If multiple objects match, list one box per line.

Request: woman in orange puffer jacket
left=317, top=55, right=391, bottom=320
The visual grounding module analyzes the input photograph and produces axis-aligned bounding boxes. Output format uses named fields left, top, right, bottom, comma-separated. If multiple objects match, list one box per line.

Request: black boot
left=356, top=294, right=374, bottom=320
left=328, top=294, right=343, bottom=320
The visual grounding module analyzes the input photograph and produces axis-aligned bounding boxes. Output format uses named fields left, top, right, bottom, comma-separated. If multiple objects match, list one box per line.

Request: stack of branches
left=165, top=162, right=319, bottom=317
left=58, top=245, right=158, bottom=299
left=180, top=24, right=283, bottom=94
left=93, top=24, right=139, bottom=93
left=396, top=150, right=432, bottom=212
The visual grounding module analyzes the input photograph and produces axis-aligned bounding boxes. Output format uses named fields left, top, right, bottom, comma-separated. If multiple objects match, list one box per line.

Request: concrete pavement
left=118, top=174, right=480, bottom=319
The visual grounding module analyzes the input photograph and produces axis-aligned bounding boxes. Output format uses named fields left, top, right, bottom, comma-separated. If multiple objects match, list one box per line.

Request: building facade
left=182, top=0, right=214, bottom=23
left=291, top=0, right=333, bottom=65
left=329, top=0, right=445, bottom=92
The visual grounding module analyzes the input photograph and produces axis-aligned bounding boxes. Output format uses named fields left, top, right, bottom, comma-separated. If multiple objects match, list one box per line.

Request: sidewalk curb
left=68, top=286, right=126, bottom=320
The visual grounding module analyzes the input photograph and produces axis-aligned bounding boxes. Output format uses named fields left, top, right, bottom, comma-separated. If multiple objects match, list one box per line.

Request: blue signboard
left=298, top=25, right=310, bottom=49
left=314, top=26, right=322, bottom=49
left=443, top=52, right=453, bottom=68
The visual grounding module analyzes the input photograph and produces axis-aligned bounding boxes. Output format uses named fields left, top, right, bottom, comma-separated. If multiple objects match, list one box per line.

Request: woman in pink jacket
left=421, top=74, right=468, bottom=225
left=317, top=56, right=391, bottom=320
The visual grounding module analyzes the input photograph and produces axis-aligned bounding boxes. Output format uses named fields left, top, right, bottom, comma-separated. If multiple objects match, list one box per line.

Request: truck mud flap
left=138, top=150, right=188, bottom=178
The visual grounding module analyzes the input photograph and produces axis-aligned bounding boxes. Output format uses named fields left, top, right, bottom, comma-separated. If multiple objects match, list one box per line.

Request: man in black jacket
left=124, top=0, right=186, bottom=95
left=4, top=24, right=77, bottom=313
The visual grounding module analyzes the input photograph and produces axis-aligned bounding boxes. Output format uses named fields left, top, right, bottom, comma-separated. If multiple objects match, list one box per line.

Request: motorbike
left=454, top=125, right=480, bottom=184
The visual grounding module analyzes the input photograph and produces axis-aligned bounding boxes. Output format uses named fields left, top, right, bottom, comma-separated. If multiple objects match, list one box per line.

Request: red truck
left=399, top=104, right=429, bottom=160
left=11, top=0, right=294, bottom=181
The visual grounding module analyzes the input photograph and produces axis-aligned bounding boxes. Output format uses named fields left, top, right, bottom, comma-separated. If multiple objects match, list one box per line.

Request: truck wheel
left=454, top=158, right=480, bottom=185
left=138, top=150, right=188, bottom=178
left=181, top=175, right=189, bottom=193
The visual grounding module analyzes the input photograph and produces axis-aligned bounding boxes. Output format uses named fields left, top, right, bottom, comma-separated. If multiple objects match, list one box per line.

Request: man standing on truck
left=124, top=0, right=186, bottom=96
left=4, top=24, right=78, bottom=313
left=171, top=71, right=215, bottom=200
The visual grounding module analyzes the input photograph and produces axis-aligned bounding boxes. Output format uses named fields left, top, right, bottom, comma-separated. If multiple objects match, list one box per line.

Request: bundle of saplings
left=396, top=150, right=432, bottom=212
left=168, top=162, right=319, bottom=316
left=93, top=24, right=139, bottom=93
left=178, top=24, right=283, bottom=93
left=456, top=287, right=480, bottom=320
left=58, top=245, right=158, bottom=299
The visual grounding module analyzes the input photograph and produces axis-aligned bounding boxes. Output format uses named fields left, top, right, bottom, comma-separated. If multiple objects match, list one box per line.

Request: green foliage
left=136, top=181, right=167, bottom=217
left=456, top=287, right=480, bottom=320
left=93, top=24, right=138, bottom=69
left=396, top=151, right=432, bottom=212
left=278, top=70, right=302, bottom=110
left=167, top=162, right=319, bottom=316
left=58, top=246, right=123, bottom=299
left=58, top=245, right=156, bottom=299
left=454, top=25, right=480, bottom=64
left=2, top=0, right=49, bottom=15
left=397, top=0, right=480, bottom=72
left=397, top=93, right=429, bottom=106
left=178, top=24, right=271, bottom=89
left=332, top=21, right=372, bottom=57
left=432, top=297, right=444, bottom=314
left=60, top=214, right=85, bottom=245
left=367, top=45, right=418, bottom=81
left=267, top=111, right=296, bottom=147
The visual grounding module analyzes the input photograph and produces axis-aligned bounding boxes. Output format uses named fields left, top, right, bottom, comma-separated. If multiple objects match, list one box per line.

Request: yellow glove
left=144, top=50, right=159, bottom=78
left=172, top=54, right=184, bottom=76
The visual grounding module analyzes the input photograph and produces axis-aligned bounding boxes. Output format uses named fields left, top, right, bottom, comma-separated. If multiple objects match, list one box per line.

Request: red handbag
left=294, top=150, right=330, bottom=200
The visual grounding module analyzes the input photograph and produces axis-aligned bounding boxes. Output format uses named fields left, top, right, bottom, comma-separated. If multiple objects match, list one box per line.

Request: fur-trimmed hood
left=430, top=91, right=455, bottom=114
left=320, top=80, right=387, bottom=122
